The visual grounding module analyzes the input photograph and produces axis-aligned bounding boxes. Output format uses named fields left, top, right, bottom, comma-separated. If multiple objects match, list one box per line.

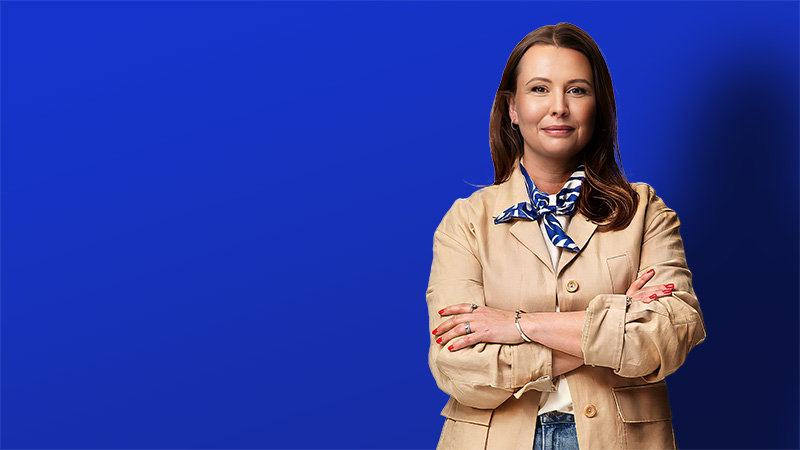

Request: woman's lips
left=542, top=127, right=574, bottom=135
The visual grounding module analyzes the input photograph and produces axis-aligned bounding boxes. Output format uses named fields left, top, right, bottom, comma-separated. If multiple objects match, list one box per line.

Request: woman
left=426, top=23, right=705, bottom=450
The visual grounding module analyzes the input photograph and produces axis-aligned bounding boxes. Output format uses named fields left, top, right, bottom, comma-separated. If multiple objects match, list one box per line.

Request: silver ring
left=470, top=303, right=478, bottom=311
left=465, top=321, right=472, bottom=334
left=625, top=296, right=632, bottom=306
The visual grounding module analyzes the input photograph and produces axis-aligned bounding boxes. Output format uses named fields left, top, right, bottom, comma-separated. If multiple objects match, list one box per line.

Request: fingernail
left=436, top=337, right=442, bottom=344
left=649, top=294, right=657, bottom=299
left=665, top=283, right=674, bottom=289
left=438, top=309, right=444, bottom=315
left=663, top=290, right=671, bottom=294
left=447, top=345, right=454, bottom=351
left=432, top=328, right=438, bottom=335
left=647, top=269, right=655, bottom=275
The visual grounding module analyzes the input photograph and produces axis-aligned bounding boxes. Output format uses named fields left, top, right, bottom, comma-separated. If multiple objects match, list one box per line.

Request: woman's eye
left=532, top=86, right=547, bottom=93
left=568, top=87, right=587, bottom=94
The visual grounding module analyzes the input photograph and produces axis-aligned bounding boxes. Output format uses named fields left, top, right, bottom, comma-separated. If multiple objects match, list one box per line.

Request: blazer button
left=584, top=404, right=597, bottom=418
left=566, top=280, right=579, bottom=293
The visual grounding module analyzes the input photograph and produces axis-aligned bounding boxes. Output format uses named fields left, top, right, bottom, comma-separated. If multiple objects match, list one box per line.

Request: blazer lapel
left=495, top=161, right=555, bottom=274
left=510, top=220, right=554, bottom=274
left=557, top=212, right=598, bottom=277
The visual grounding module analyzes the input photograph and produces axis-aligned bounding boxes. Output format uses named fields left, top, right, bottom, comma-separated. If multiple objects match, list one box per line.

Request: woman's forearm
left=552, top=349, right=584, bottom=376
left=518, top=311, right=585, bottom=358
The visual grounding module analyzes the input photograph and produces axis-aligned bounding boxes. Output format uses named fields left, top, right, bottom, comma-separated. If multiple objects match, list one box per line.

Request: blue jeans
left=532, top=411, right=580, bottom=450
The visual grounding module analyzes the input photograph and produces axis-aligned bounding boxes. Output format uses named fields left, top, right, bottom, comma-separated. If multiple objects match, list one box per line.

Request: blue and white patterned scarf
left=494, top=163, right=586, bottom=252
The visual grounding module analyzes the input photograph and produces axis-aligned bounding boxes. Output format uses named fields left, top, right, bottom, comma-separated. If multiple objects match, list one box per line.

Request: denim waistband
left=537, top=411, right=575, bottom=424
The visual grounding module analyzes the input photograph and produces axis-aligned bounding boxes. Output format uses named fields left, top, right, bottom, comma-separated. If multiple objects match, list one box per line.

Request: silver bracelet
left=514, top=310, right=533, bottom=343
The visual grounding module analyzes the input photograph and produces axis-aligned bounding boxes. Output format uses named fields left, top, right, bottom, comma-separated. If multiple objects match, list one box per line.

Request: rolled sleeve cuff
left=511, top=342, right=556, bottom=398
left=581, top=294, right=627, bottom=371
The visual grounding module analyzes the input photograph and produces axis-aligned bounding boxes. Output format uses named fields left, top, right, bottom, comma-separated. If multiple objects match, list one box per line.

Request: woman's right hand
left=626, top=268, right=674, bottom=303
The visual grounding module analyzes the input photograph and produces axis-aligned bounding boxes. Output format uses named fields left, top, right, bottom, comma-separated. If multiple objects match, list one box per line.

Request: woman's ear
left=507, top=95, right=517, bottom=124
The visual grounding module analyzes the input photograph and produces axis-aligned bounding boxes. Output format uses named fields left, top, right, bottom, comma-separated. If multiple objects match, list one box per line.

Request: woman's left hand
left=625, top=268, right=674, bottom=304
left=432, top=303, right=523, bottom=351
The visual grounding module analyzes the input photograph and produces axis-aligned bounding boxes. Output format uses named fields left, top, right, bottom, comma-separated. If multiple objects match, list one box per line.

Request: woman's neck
left=521, top=153, right=581, bottom=195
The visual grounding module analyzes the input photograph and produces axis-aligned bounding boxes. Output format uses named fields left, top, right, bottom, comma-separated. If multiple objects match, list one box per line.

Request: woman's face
left=508, top=45, right=596, bottom=165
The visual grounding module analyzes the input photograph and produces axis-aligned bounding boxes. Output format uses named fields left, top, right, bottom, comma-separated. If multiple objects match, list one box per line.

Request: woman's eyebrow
left=526, top=76, right=593, bottom=87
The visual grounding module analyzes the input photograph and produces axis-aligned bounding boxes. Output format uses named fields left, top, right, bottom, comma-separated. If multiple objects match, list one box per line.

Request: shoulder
left=629, top=182, right=681, bottom=235
left=436, top=184, right=503, bottom=235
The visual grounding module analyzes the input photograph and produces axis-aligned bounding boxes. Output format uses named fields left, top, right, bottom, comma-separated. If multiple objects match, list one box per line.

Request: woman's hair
left=489, top=22, right=638, bottom=231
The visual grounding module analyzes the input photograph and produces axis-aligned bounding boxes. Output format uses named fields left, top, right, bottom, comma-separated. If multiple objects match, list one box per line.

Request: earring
left=510, top=120, right=519, bottom=131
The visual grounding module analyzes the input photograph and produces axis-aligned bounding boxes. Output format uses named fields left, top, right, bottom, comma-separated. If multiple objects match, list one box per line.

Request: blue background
left=2, top=1, right=798, bottom=449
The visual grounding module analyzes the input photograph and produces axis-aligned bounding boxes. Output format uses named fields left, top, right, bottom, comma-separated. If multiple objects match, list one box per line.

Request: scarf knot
left=494, top=164, right=585, bottom=252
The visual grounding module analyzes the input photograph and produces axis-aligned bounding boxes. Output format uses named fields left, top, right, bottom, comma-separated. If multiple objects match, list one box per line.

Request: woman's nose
left=550, top=94, right=569, bottom=117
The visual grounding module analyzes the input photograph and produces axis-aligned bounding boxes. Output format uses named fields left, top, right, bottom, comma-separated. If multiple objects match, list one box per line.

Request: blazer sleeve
left=427, top=199, right=556, bottom=410
left=581, top=188, right=707, bottom=381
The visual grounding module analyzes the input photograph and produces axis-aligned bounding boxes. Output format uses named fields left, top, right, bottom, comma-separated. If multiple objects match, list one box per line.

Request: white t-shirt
left=536, top=193, right=574, bottom=414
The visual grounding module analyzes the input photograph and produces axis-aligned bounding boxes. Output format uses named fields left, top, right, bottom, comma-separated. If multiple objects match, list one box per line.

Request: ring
left=465, top=321, right=472, bottom=334
left=625, top=296, right=632, bottom=306
left=470, top=303, right=478, bottom=311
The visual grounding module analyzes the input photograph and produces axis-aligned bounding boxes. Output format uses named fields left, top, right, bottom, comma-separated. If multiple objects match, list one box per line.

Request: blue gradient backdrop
left=2, top=1, right=798, bottom=449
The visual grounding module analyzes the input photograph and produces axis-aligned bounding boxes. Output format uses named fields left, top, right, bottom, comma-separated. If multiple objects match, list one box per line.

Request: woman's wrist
left=518, top=311, right=586, bottom=357
left=517, top=312, right=538, bottom=343
left=514, top=310, right=534, bottom=342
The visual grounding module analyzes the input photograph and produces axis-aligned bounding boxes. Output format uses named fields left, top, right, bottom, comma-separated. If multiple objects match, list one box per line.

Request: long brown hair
left=489, top=22, right=638, bottom=231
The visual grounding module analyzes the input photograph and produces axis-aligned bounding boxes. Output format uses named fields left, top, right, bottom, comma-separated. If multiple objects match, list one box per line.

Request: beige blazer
left=426, top=161, right=706, bottom=450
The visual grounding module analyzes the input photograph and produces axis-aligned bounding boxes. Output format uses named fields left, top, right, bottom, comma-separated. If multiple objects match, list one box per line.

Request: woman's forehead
left=517, top=45, right=593, bottom=82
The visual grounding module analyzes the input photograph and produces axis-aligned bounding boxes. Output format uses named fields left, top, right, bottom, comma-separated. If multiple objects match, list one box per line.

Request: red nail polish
left=665, top=283, right=674, bottom=289
left=438, top=309, right=444, bottom=315
left=432, top=328, right=438, bottom=335
left=663, top=290, right=671, bottom=294
left=649, top=294, right=657, bottom=299
left=448, top=345, right=454, bottom=351
left=436, top=337, right=442, bottom=344
left=647, top=269, right=655, bottom=275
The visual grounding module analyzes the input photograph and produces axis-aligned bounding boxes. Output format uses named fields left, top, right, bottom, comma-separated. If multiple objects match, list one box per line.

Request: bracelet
left=514, top=310, right=533, bottom=343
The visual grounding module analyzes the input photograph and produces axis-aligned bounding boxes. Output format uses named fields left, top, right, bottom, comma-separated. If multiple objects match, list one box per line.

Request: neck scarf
left=494, top=163, right=585, bottom=252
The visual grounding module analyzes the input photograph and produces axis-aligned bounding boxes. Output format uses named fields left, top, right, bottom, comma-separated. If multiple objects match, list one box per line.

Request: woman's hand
left=626, top=268, right=674, bottom=303
left=432, top=303, right=523, bottom=351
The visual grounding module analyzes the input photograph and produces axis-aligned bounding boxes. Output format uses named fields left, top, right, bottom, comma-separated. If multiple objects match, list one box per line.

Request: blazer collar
left=495, top=160, right=598, bottom=276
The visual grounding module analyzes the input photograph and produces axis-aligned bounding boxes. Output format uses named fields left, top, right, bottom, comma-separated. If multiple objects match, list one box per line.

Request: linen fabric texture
left=427, top=161, right=705, bottom=450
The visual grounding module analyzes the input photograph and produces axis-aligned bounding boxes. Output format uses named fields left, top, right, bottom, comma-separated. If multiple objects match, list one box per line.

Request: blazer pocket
left=607, top=253, right=634, bottom=295
left=437, top=398, right=492, bottom=450
left=612, top=381, right=677, bottom=449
